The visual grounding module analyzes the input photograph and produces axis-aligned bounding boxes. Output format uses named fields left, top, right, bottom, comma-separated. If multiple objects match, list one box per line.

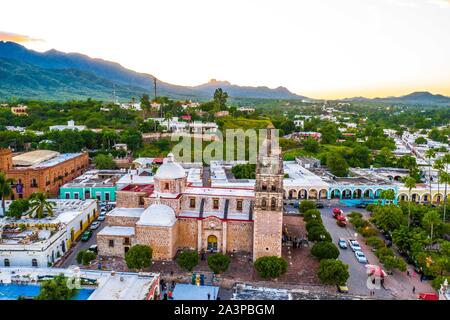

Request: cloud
left=0, top=31, right=43, bottom=43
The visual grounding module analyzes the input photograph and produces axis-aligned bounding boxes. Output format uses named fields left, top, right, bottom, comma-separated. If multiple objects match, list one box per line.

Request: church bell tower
left=252, top=124, right=284, bottom=261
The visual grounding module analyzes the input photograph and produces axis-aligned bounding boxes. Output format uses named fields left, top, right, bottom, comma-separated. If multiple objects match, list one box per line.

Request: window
left=261, top=198, right=267, bottom=210
left=271, top=197, right=277, bottom=210
left=65, top=193, right=70, bottom=199
left=79, top=220, right=83, bottom=230
left=213, top=198, right=219, bottom=210
left=31, top=178, right=38, bottom=188
left=139, top=196, right=145, bottom=206
left=189, top=198, right=196, bottom=208
left=124, top=237, right=131, bottom=245
left=271, top=184, right=277, bottom=191
left=4, top=259, right=10, bottom=267
left=109, top=239, right=114, bottom=247
left=262, top=182, right=267, bottom=191
left=105, top=192, right=110, bottom=201
left=236, top=200, right=243, bottom=211
left=74, top=193, right=79, bottom=199
left=84, top=190, right=91, bottom=199
left=32, top=259, right=38, bottom=267
left=164, top=182, right=169, bottom=191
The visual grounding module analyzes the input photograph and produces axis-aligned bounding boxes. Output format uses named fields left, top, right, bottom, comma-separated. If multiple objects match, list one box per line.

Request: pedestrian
left=412, top=286, right=416, bottom=294
left=207, top=293, right=211, bottom=300
left=406, top=270, right=410, bottom=277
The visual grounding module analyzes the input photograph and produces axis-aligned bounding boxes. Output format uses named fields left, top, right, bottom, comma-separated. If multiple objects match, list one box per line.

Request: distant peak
left=207, top=79, right=231, bottom=85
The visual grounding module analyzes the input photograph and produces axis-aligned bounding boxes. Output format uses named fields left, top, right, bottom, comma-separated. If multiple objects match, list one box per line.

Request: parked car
left=97, top=214, right=106, bottom=221
left=356, top=203, right=367, bottom=209
left=337, top=284, right=349, bottom=293
left=90, top=221, right=100, bottom=230
left=81, top=230, right=92, bottom=242
left=315, top=202, right=324, bottom=209
left=338, top=238, right=348, bottom=249
left=418, top=293, right=438, bottom=300
left=348, top=239, right=361, bottom=252
left=355, top=250, right=368, bottom=263
left=293, top=202, right=299, bottom=209
left=88, top=245, right=98, bottom=253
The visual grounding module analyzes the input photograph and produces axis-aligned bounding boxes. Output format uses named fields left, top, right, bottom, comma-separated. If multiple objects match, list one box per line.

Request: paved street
left=59, top=222, right=104, bottom=268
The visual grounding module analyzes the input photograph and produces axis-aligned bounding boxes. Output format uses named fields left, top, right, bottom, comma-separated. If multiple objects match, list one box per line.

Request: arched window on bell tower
left=261, top=197, right=267, bottom=210
left=271, top=197, right=277, bottom=210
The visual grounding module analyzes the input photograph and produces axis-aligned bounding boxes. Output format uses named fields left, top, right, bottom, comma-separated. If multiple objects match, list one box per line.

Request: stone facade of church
left=97, top=126, right=284, bottom=261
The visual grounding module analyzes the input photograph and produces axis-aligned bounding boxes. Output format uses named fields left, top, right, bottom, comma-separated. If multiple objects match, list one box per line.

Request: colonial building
left=0, top=149, right=89, bottom=199
left=98, top=125, right=284, bottom=261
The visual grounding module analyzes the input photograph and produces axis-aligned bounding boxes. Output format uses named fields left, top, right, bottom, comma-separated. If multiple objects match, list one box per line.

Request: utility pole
left=153, top=77, right=157, bottom=100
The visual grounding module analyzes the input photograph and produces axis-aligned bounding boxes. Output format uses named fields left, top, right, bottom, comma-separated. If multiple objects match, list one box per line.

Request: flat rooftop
left=12, top=151, right=83, bottom=169
left=98, top=226, right=135, bottom=237
left=172, top=284, right=219, bottom=300
left=119, top=184, right=154, bottom=194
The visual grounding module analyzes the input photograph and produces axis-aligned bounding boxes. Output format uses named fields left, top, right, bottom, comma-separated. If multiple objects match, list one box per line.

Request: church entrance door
left=207, top=235, right=218, bottom=252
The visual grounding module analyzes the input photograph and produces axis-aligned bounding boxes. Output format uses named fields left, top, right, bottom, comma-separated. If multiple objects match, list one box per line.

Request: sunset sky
left=1, top=0, right=450, bottom=99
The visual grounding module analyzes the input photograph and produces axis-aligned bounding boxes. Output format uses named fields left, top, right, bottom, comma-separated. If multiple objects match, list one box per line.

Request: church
left=97, top=125, right=284, bottom=261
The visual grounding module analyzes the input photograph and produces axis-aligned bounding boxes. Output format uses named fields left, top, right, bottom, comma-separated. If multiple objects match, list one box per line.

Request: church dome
left=137, top=203, right=176, bottom=227
left=154, top=153, right=186, bottom=180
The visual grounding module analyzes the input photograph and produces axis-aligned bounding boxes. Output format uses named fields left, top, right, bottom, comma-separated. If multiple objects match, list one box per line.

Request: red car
left=332, top=208, right=344, bottom=218
left=418, top=293, right=439, bottom=300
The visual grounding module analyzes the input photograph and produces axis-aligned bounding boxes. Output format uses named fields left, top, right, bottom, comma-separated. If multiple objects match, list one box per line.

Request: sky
left=1, top=0, right=450, bottom=99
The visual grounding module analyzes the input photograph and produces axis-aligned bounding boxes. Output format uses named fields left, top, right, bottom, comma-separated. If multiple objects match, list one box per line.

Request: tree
left=326, top=154, right=349, bottom=177
left=207, top=253, right=230, bottom=274
left=380, top=255, right=407, bottom=273
left=320, top=122, right=339, bottom=145
left=94, top=154, right=117, bottom=169
left=231, top=163, right=256, bottom=179
left=425, top=148, right=436, bottom=208
left=121, top=129, right=143, bottom=152
left=403, top=176, right=417, bottom=227
left=213, top=88, right=229, bottom=111
left=307, top=225, right=332, bottom=242
left=317, top=259, right=349, bottom=285
left=311, top=242, right=340, bottom=260
left=7, top=199, right=30, bottom=218
left=433, top=158, right=444, bottom=205
left=415, top=137, right=427, bottom=145
left=140, top=94, right=151, bottom=119
left=29, top=192, right=55, bottom=219
left=76, top=250, right=97, bottom=266
left=0, top=172, right=14, bottom=216
left=254, top=256, right=288, bottom=279
left=299, top=200, right=316, bottom=213
left=35, top=274, right=77, bottom=300
left=370, top=205, right=406, bottom=232
left=125, top=245, right=152, bottom=270
left=176, top=250, right=199, bottom=271
left=422, top=210, right=441, bottom=242
left=302, top=138, right=319, bottom=154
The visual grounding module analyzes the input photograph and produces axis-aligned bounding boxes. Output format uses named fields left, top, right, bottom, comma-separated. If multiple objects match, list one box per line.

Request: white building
left=0, top=199, right=97, bottom=267
left=49, top=120, right=86, bottom=131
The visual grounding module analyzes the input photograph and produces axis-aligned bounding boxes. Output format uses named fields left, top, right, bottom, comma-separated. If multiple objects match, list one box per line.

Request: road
left=59, top=222, right=105, bottom=268
left=319, top=206, right=392, bottom=298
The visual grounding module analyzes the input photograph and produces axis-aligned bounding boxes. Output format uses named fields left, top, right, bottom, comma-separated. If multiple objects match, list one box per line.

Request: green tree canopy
left=176, top=250, right=199, bottom=271
left=317, top=259, right=349, bottom=286
left=35, top=274, right=78, bottom=300
left=254, top=256, right=288, bottom=279
left=311, top=241, right=340, bottom=260
left=125, top=245, right=152, bottom=270
left=207, top=253, right=231, bottom=274
left=7, top=199, right=30, bottom=218
left=93, top=154, right=117, bottom=169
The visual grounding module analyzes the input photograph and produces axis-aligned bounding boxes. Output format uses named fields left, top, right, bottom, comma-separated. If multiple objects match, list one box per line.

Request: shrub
left=299, top=200, right=316, bottom=213
left=176, top=250, right=199, bottom=271
left=365, top=237, right=385, bottom=249
left=380, top=255, right=407, bottom=272
left=311, top=242, right=340, bottom=260
left=207, top=253, right=231, bottom=274
left=307, top=226, right=332, bottom=242
left=375, top=247, right=394, bottom=259
left=303, top=209, right=322, bottom=223
left=347, top=211, right=363, bottom=219
left=366, top=204, right=376, bottom=212
left=317, top=259, right=349, bottom=285
left=358, top=227, right=378, bottom=238
left=125, top=245, right=153, bottom=270
left=76, top=249, right=97, bottom=266
left=432, top=276, right=450, bottom=290
left=254, top=256, right=288, bottom=279
left=350, top=217, right=370, bottom=229
left=305, top=220, right=323, bottom=232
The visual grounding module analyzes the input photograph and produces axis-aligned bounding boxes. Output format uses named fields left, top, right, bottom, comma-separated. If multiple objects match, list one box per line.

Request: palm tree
left=425, top=148, right=436, bottom=207
left=422, top=210, right=440, bottom=242
left=29, top=192, right=55, bottom=219
left=433, top=158, right=444, bottom=204
left=0, top=173, right=14, bottom=215
left=441, top=153, right=450, bottom=223
left=403, top=176, right=416, bottom=227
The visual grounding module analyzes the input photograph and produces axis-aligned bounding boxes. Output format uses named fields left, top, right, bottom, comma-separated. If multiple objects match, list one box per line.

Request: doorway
left=207, top=235, right=218, bottom=252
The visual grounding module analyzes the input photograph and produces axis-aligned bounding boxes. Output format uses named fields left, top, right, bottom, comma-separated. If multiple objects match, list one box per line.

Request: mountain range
left=0, top=41, right=449, bottom=105
left=0, top=41, right=306, bottom=101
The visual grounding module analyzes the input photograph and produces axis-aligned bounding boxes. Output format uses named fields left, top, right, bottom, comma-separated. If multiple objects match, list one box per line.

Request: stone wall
left=136, top=224, right=176, bottom=260
left=105, top=215, right=139, bottom=227
left=177, top=218, right=198, bottom=250
left=116, top=191, right=146, bottom=208
left=253, top=209, right=283, bottom=260
left=226, top=221, right=253, bottom=253
left=97, top=234, right=135, bottom=258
